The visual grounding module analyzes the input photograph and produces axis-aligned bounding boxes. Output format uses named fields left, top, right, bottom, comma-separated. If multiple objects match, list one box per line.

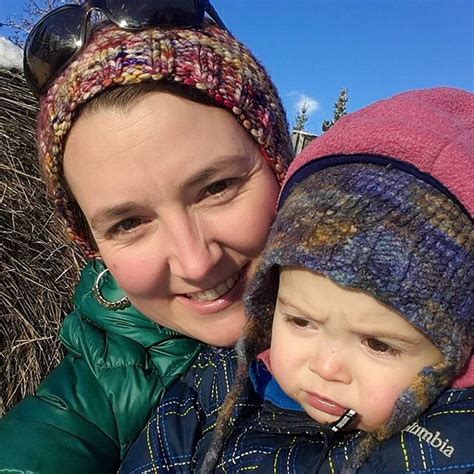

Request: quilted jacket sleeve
left=0, top=315, right=200, bottom=474
left=0, top=355, right=121, bottom=473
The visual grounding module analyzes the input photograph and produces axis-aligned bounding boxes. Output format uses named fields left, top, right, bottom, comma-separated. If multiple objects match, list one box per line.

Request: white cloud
left=0, top=37, right=23, bottom=70
left=289, top=91, right=320, bottom=115
left=295, top=94, right=320, bottom=114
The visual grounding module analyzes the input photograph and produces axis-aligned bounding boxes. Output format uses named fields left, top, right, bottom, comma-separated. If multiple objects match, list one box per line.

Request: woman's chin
left=192, top=315, right=246, bottom=347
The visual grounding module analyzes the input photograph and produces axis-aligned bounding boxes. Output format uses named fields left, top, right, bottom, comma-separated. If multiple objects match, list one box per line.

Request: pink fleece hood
left=283, top=87, right=474, bottom=217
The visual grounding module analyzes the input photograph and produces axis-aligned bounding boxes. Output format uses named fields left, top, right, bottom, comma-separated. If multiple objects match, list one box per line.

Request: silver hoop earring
left=93, top=268, right=131, bottom=310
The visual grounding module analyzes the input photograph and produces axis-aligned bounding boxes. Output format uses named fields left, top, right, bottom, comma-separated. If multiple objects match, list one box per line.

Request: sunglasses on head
left=24, top=0, right=228, bottom=97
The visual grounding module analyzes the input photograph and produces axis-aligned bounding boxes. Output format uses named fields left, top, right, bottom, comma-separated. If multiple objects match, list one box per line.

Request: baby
left=121, top=87, right=473, bottom=473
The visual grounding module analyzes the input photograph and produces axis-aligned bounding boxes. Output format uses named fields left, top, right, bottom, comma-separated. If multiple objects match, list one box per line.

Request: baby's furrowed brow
left=277, top=296, right=322, bottom=321
left=277, top=296, right=305, bottom=313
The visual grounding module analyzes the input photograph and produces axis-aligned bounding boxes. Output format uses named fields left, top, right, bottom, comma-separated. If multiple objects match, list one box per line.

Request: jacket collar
left=67, top=260, right=204, bottom=377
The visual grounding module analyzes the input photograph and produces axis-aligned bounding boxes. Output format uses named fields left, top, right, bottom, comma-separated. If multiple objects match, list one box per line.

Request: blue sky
left=1, top=0, right=472, bottom=134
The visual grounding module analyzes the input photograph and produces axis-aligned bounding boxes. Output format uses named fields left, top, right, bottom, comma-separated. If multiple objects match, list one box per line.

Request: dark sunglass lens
left=104, top=0, right=204, bottom=29
left=24, top=6, right=84, bottom=94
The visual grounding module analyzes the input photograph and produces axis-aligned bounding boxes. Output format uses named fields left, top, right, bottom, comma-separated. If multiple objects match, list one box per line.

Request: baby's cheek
left=269, top=345, right=294, bottom=395
left=358, top=385, right=404, bottom=431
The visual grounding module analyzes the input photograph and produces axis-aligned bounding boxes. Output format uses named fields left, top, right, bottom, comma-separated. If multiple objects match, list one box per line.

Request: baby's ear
left=451, top=354, right=474, bottom=388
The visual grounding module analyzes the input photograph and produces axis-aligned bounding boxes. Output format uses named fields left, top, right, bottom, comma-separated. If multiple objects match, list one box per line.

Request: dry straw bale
left=0, top=67, right=84, bottom=415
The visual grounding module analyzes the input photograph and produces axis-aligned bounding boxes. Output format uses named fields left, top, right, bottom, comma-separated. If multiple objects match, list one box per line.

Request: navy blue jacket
left=120, top=347, right=474, bottom=473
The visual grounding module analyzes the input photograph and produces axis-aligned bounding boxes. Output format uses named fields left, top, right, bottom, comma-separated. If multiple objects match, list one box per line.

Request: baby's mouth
left=304, top=391, right=348, bottom=417
left=184, top=270, right=242, bottom=302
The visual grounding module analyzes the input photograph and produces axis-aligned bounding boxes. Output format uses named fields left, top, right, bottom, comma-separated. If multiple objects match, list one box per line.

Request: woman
left=0, top=2, right=292, bottom=472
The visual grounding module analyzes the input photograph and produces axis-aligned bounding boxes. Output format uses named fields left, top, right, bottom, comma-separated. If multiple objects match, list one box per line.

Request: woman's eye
left=206, top=180, right=229, bottom=195
left=203, top=178, right=241, bottom=201
left=366, top=338, right=392, bottom=353
left=113, top=218, right=143, bottom=234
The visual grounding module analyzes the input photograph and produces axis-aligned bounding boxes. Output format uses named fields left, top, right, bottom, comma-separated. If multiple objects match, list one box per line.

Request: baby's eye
left=364, top=338, right=400, bottom=357
left=367, top=338, right=390, bottom=353
left=285, top=316, right=314, bottom=329
left=292, top=317, right=310, bottom=328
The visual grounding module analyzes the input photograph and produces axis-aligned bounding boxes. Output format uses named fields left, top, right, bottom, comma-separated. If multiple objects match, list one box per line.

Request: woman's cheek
left=221, top=202, right=276, bottom=255
left=104, top=251, right=163, bottom=297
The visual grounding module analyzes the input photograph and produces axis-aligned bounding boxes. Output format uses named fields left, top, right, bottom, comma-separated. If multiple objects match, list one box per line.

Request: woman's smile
left=176, top=264, right=249, bottom=315
left=184, top=267, right=243, bottom=301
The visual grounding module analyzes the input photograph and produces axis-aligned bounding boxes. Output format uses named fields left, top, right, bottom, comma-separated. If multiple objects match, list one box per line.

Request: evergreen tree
left=322, top=88, right=349, bottom=132
left=294, top=101, right=309, bottom=131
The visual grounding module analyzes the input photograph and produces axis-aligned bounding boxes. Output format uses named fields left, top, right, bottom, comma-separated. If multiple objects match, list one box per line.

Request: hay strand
left=0, top=68, right=85, bottom=415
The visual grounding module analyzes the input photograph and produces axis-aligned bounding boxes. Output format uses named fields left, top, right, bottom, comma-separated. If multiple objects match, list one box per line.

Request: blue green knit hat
left=243, top=162, right=473, bottom=470
left=246, top=162, right=472, bottom=366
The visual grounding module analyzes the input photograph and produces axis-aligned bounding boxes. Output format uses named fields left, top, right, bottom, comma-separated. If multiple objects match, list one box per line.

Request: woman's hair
left=77, top=80, right=221, bottom=119
left=37, top=22, right=293, bottom=258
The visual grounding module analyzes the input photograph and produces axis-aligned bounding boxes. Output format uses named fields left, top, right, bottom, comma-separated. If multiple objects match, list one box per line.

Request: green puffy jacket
left=0, top=260, right=203, bottom=473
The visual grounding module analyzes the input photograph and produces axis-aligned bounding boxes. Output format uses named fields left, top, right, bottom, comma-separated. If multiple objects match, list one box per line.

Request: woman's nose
left=308, top=343, right=351, bottom=384
left=166, top=213, right=223, bottom=281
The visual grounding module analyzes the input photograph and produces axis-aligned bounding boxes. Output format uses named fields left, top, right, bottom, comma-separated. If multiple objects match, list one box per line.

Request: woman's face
left=64, top=92, right=280, bottom=346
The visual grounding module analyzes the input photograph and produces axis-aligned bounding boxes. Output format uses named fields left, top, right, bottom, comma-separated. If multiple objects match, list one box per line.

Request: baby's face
left=270, top=267, right=443, bottom=431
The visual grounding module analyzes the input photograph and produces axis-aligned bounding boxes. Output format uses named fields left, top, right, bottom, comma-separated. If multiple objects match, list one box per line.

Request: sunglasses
left=24, top=0, right=228, bottom=96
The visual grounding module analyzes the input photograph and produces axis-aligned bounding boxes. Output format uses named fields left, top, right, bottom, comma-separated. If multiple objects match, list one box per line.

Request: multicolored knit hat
left=37, top=21, right=292, bottom=258
left=205, top=88, right=473, bottom=472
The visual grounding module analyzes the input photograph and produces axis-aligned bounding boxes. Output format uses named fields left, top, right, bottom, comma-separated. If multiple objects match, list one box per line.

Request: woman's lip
left=304, top=391, right=347, bottom=417
left=175, top=264, right=249, bottom=315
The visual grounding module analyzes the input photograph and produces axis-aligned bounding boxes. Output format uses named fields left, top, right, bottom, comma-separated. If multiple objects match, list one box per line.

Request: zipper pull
left=331, top=408, right=358, bottom=433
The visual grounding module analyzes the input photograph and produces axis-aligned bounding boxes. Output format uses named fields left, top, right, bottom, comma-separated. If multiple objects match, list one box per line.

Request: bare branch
left=0, top=0, right=82, bottom=46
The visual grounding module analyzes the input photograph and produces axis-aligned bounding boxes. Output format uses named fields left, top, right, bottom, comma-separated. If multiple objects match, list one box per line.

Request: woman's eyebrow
left=179, top=155, right=253, bottom=191
left=90, top=201, right=140, bottom=228
left=180, top=165, right=224, bottom=191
